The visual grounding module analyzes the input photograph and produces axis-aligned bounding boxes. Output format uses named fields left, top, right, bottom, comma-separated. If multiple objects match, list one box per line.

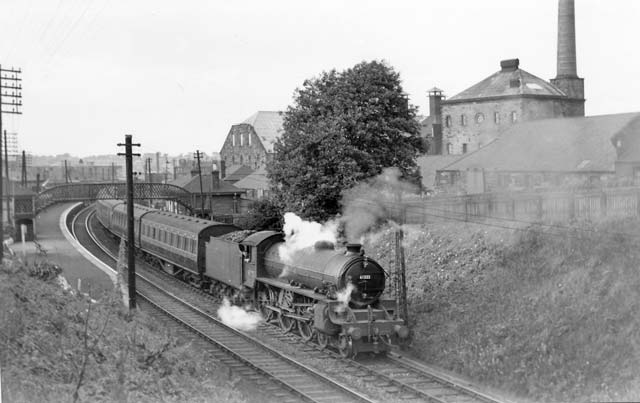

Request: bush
left=240, top=197, right=283, bottom=231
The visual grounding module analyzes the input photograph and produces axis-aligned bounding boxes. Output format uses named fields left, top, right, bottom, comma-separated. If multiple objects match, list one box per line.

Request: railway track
left=74, top=206, right=371, bottom=403
left=76, top=204, right=511, bottom=403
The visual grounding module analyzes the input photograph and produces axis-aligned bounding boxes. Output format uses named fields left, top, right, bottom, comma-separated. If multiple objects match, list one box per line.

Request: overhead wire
left=45, top=0, right=95, bottom=62
left=4, top=0, right=34, bottom=61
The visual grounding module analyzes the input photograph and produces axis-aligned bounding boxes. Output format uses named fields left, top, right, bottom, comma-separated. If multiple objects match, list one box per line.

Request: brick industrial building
left=219, top=111, right=283, bottom=171
left=423, top=0, right=585, bottom=156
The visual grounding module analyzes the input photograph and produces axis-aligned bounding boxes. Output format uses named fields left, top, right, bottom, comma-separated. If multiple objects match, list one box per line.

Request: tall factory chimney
left=550, top=0, right=585, bottom=116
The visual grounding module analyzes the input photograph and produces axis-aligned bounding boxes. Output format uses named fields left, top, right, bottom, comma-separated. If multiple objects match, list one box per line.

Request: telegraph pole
left=64, top=160, right=70, bottom=183
left=118, top=135, right=141, bottom=311
left=3, top=131, right=11, bottom=227
left=193, top=150, right=205, bottom=216
left=164, top=158, right=169, bottom=184
left=0, top=65, right=22, bottom=264
left=146, top=157, right=152, bottom=207
left=20, top=150, right=27, bottom=187
left=394, top=195, right=409, bottom=328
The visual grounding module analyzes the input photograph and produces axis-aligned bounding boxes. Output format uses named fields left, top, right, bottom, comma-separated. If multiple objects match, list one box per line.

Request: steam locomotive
left=95, top=199, right=408, bottom=357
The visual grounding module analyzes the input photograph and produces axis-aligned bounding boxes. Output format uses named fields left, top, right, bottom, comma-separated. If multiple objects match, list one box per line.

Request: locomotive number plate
left=359, top=274, right=371, bottom=280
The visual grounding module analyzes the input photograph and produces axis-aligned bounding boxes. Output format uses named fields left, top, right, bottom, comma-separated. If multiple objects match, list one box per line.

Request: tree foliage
left=268, top=60, right=425, bottom=221
left=240, top=197, right=283, bottom=231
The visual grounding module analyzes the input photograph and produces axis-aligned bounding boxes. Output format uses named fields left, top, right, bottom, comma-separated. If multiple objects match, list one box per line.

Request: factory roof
left=241, top=111, right=284, bottom=153
left=447, top=59, right=566, bottom=103
left=442, top=112, right=640, bottom=173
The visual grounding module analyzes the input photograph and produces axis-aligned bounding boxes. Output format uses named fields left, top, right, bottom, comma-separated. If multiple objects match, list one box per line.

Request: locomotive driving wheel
left=278, top=290, right=296, bottom=333
left=338, top=334, right=356, bottom=359
left=297, top=320, right=314, bottom=342
left=257, top=286, right=277, bottom=323
left=317, top=332, right=329, bottom=349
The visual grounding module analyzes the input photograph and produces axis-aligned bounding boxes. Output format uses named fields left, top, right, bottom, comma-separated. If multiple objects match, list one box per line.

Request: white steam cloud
left=335, top=283, right=356, bottom=313
left=278, top=212, right=338, bottom=264
left=217, top=298, right=263, bottom=331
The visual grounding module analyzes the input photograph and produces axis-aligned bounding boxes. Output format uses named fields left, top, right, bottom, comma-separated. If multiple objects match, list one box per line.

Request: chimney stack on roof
left=211, top=169, right=220, bottom=189
left=556, top=0, right=578, bottom=78
left=500, top=59, right=520, bottom=72
left=550, top=0, right=584, bottom=116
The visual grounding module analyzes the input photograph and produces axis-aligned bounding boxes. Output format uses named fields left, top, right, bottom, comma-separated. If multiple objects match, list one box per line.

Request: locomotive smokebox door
left=313, top=303, right=340, bottom=335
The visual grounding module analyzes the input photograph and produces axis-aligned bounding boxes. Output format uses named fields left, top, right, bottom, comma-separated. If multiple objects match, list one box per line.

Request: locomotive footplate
left=256, top=277, right=327, bottom=301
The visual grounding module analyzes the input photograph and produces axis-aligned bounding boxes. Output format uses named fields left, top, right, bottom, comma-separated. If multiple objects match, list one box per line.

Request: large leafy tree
left=268, top=60, right=425, bottom=221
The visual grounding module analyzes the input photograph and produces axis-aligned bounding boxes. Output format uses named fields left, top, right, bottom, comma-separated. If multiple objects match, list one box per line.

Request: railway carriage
left=94, top=199, right=123, bottom=232
left=138, top=210, right=238, bottom=285
left=104, top=201, right=155, bottom=247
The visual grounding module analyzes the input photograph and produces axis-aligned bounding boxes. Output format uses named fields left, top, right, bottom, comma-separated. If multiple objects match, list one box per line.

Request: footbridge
left=35, top=182, right=195, bottom=213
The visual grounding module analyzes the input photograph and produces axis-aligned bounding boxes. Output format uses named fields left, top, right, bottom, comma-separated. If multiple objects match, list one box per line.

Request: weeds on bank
left=364, top=219, right=640, bottom=402
left=0, top=256, right=247, bottom=403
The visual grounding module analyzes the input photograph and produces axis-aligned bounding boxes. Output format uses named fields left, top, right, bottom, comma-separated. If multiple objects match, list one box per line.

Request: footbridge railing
left=35, top=182, right=195, bottom=213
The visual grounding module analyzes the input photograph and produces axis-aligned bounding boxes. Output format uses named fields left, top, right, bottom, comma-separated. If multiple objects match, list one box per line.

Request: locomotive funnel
left=346, top=243, right=363, bottom=255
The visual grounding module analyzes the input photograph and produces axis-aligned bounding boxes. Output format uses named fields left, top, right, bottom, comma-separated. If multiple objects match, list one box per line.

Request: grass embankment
left=0, top=259, right=248, bottom=403
left=366, top=218, right=640, bottom=402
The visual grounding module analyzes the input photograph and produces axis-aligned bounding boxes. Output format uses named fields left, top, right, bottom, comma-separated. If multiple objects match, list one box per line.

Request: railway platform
left=9, top=202, right=115, bottom=297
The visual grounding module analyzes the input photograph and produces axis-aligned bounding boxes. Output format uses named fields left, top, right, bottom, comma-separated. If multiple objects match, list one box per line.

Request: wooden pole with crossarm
left=0, top=65, right=23, bottom=264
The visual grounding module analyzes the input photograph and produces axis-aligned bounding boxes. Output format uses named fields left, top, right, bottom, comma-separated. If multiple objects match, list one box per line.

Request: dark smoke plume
left=341, top=167, right=419, bottom=241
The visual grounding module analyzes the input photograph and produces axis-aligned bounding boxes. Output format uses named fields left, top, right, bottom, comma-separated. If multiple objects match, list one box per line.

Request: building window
left=511, top=111, right=517, bottom=123
left=494, top=112, right=500, bottom=124
left=460, top=115, right=467, bottom=126
left=240, top=155, right=243, bottom=164
left=475, top=113, right=484, bottom=124
left=462, top=143, right=468, bottom=154
left=248, top=133, right=252, bottom=146
left=445, top=115, right=451, bottom=128
left=240, top=133, right=244, bottom=146
left=447, top=143, right=453, bottom=155
left=232, top=134, right=235, bottom=146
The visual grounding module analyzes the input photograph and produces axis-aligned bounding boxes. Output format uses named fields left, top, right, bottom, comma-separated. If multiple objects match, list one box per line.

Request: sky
left=1, top=0, right=639, bottom=158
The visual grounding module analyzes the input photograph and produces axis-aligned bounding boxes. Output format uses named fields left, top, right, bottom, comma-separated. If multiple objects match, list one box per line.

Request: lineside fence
left=400, top=187, right=640, bottom=225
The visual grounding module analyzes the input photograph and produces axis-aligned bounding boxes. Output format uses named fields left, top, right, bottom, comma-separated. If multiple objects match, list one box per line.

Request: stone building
left=219, top=111, right=284, bottom=170
left=424, top=0, right=585, bottom=156
left=435, top=112, right=640, bottom=194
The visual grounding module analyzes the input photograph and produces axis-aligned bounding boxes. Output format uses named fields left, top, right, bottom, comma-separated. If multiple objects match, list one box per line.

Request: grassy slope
left=365, top=219, right=640, bottom=402
left=0, top=259, right=248, bottom=403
